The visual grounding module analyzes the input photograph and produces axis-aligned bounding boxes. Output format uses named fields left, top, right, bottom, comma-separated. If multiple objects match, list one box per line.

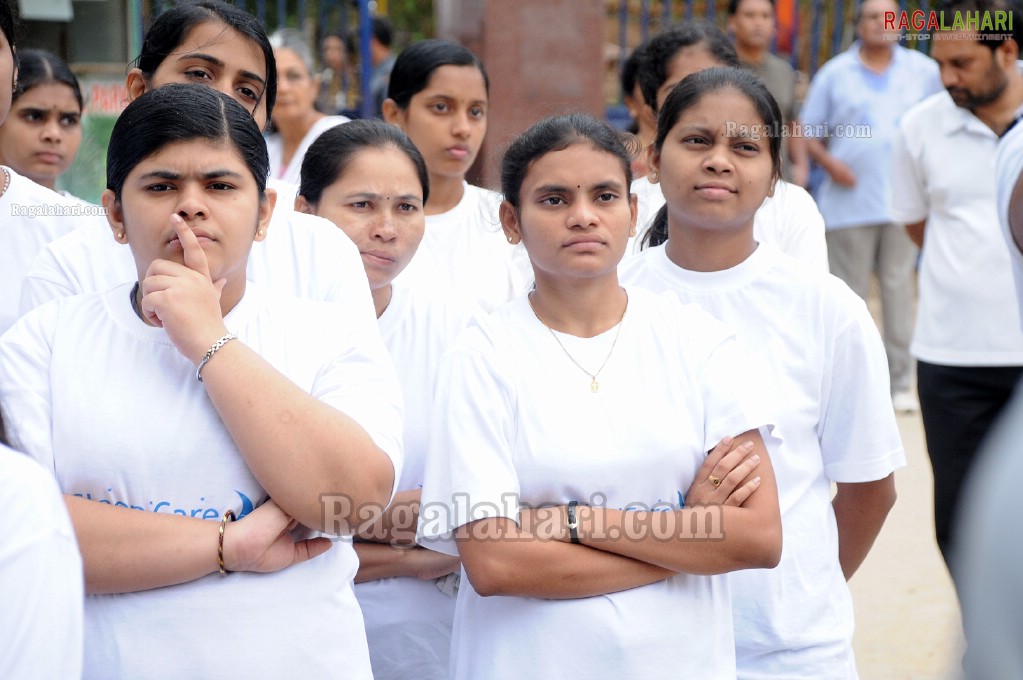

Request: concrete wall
left=437, top=0, right=605, bottom=189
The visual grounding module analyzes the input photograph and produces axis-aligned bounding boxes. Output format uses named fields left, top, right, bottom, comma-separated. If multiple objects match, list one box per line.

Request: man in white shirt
left=801, top=0, right=942, bottom=413
left=890, top=0, right=1023, bottom=582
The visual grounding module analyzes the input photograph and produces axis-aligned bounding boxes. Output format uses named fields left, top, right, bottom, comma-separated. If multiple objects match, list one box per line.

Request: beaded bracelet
left=218, top=509, right=236, bottom=575
left=196, top=332, right=237, bottom=383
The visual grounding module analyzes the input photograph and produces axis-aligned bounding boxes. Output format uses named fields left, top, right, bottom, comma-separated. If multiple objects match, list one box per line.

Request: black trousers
left=917, top=361, right=1023, bottom=580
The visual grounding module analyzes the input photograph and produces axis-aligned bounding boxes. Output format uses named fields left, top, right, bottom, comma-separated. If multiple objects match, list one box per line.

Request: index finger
left=171, top=214, right=211, bottom=280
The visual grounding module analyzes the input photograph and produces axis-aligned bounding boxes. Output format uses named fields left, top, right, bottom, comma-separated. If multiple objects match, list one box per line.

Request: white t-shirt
left=419, top=286, right=773, bottom=680
left=394, top=182, right=532, bottom=311
left=266, top=114, right=350, bottom=186
left=0, top=445, right=83, bottom=680
left=891, top=91, right=1023, bottom=365
left=0, top=282, right=404, bottom=679
left=355, top=285, right=479, bottom=680
left=0, top=166, right=104, bottom=335
left=628, top=175, right=829, bottom=272
left=995, top=118, right=1023, bottom=324
left=620, top=243, right=905, bottom=680
left=20, top=197, right=376, bottom=325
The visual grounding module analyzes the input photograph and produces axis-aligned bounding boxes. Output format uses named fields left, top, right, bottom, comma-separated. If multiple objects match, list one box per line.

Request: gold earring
left=116, top=230, right=125, bottom=240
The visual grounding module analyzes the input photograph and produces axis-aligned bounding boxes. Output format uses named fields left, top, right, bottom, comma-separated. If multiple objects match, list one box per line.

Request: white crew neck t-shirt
left=355, top=285, right=479, bottom=680
left=419, top=286, right=775, bottom=680
left=0, top=445, right=83, bottom=680
left=628, top=175, right=829, bottom=271
left=0, top=166, right=104, bottom=334
left=620, top=243, right=905, bottom=679
left=20, top=189, right=376, bottom=325
left=393, top=182, right=532, bottom=310
left=0, top=282, right=404, bottom=679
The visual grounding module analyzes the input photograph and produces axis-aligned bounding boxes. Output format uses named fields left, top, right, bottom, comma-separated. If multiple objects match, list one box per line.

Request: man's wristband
left=567, top=501, right=582, bottom=545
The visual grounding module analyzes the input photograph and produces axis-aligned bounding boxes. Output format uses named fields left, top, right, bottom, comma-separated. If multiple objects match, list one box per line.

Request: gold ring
left=708, top=475, right=722, bottom=488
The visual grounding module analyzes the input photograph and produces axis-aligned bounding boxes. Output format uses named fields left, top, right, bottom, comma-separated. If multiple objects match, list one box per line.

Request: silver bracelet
left=196, top=333, right=237, bottom=382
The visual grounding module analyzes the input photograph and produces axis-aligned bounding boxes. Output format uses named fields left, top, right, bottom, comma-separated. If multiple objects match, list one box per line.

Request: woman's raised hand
left=139, top=214, right=230, bottom=363
left=223, top=498, right=333, bottom=574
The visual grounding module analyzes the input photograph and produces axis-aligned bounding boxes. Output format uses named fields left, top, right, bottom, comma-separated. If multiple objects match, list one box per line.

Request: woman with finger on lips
left=0, top=83, right=403, bottom=679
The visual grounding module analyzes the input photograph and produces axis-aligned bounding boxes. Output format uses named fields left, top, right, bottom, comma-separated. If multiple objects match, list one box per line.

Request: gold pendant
left=590, top=379, right=599, bottom=393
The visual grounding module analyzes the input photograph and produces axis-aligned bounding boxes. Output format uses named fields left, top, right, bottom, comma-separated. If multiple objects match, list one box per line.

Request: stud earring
left=649, top=171, right=658, bottom=182
left=116, top=231, right=125, bottom=240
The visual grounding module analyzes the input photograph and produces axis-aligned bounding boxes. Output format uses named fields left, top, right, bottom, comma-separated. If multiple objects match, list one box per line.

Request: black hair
left=371, top=16, right=393, bottom=47
left=387, top=39, right=489, bottom=110
left=638, top=22, right=740, bottom=111
left=727, top=0, right=776, bottom=16
left=621, top=43, right=649, bottom=100
left=12, top=49, right=83, bottom=110
left=298, top=118, right=429, bottom=206
left=501, top=113, right=633, bottom=210
left=106, top=83, right=269, bottom=201
left=135, top=0, right=277, bottom=119
left=0, top=0, right=14, bottom=53
left=933, top=0, right=1023, bottom=49
left=643, top=67, right=781, bottom=249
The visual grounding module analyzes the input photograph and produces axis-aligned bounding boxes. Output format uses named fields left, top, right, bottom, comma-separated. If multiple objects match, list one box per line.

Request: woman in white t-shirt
left=0, top=49, right=83, bottom=194
left=383, top=39, right=530, bottom=310
left=0, top=84, right=403, bottom=679
left=418, top=113, right=782, bottom=680
left=265, top=29, right=348, bottom=186
left=297, top=119, right=478, bottom=680
left=619, top=67, right=904, bottom=680
left=0, top=8, right=95, bottom=335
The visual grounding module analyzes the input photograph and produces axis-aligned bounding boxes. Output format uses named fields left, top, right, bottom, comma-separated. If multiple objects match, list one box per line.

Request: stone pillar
left=437, top=0, right=606, bottom=189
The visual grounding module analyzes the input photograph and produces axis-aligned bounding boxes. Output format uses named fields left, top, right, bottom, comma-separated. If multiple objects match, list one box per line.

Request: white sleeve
left=0, top=451, right=83, bottom=680
left=996, top=125, right=1023, bottom=325
left=418, top=340, right=520, bottom=556
left=19, top=245, right=77, bottom=315
left=889, top=122, right=929, bottom=224
left=770, top=182, right=829, bottom=273
left=311, top=307, right=405, bottom=502
left=0, top=305, right=58, bottom=472
left=818, top=295, right=906, bottom=482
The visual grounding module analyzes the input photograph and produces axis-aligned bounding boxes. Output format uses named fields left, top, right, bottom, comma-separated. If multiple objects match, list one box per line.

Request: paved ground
left=849, top=409, right=965, bottom=679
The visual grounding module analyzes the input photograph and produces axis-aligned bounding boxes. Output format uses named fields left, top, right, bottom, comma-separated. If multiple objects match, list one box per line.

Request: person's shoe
left=892, top=390, right=920, bottom=414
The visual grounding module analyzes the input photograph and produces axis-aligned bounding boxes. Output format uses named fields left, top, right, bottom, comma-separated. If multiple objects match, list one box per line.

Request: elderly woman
left=266, top=28, right=349, bottom=186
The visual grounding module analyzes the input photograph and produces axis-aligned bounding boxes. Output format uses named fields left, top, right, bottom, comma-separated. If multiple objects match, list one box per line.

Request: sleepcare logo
left=72, top=489, right=255, bottom=519
left=321, top=491, right=725, bottom=543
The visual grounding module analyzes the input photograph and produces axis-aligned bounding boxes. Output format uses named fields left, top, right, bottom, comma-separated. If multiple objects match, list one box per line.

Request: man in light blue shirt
left=801, top=0, right=941, bottom=412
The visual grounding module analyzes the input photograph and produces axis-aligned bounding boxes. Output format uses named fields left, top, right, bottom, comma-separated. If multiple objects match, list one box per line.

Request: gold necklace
left=527, top=291, right=627, bottom=393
